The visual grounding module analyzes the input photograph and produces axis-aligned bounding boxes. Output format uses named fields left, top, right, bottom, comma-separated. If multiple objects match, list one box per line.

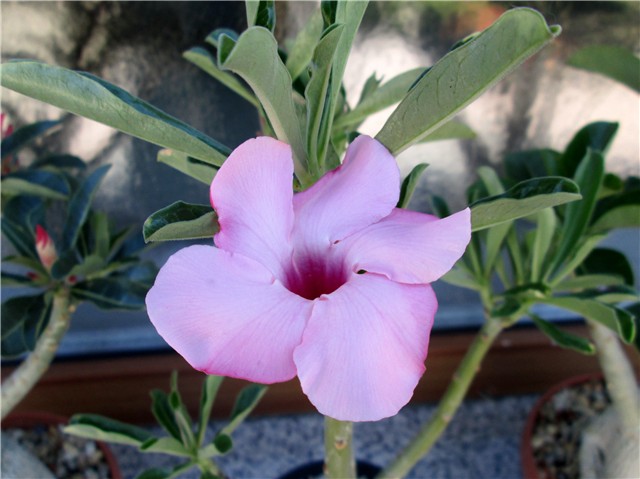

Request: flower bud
left=35, top=225, right=57, bottom=271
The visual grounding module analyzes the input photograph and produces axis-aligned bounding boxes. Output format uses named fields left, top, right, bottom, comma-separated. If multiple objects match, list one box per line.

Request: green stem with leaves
left=1, top=287, right=72, bottom=420
left=378, top=317, right=505, bottom=479
left=325, top=417, right=356, bottom=479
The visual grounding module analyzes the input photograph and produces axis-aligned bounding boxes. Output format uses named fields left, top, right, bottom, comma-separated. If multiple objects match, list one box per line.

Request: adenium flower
left=35, top=225, right=57, bottom=271
left=147, top=135, right=470, bottom=422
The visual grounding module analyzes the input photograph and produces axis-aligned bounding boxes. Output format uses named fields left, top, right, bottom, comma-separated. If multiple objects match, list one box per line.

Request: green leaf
left=31, top=154, right=86, bottom=170
left=140, top=437, right=191, bottom=458
left=67, top=254, right=106, bottom=278
left=2, top=255, right=49, bottom=278
left=197, top=376, right=224, bottom=446
left=61, top=165, right=111, bottom=252
left=376, top=8, right=560, bottom=155
left=285, top=10, right=324, bottom=81
left=136, top=463, right=196, bottom=479
left=221, top=384, right=267, bottom=436
left=0, top=61, right=230, bottom=165
left=540, top=296, right=636, bottom=344
left=579, top=247, right=635, bottom=286
left=305, top=24, right=345, bottom=173
left=246, top=0, right=276, bottom=32
left=470, top=176, right=581, bottom=231
left=219, top=27, right=309, bottom=184
left=1, top=196, right=44, bottom=259
left=143, top=201, right=219, bottom=243
left=590, top=204, right=640, bottom=233
left=1, top=272, right=34, bottom=286
left=71, top=278, right=148, bottom=310
left=504, top=149, right=560, bottom=182
left=530, top=314, right=595, bottom=355
left=557, top=274, right=625, bottom=292
left=568, top=45, right=640, bottom=93
left=1, top=170, right=70, bottom=200
left=65, top=414, right=153, bottom=447
left=182, top=48, right=258, bottom=108
left=419, top=120, right=476, bottom=143
left=0, top=119, right=61, bottom=159
left=213, top=434, right=233, bottom=455
left=157, top=148, right=217, bottom=185
left=151, top=389, right=182, bottom=441
left=440, top=268, right=482, bottom=292
left=549, top=149, right=604, bottom=275
left=1, top=294, right=46, bottom=340
left=559, top=122, right=618, bottom=179
left=333, top=67, right=425, bottom=131
left=549, top=234, right=607, bottom=286
left=397, top=163, right=428, bottom=209
left=90, top=212, right=110, bottom=259
left=530, top=208, right=557, bottom=281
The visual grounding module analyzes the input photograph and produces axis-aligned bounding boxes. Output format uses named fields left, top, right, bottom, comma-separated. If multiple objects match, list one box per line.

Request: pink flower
left=146, top=135, right=470, bottom=421
left=35, top=225, right=57, bottom=271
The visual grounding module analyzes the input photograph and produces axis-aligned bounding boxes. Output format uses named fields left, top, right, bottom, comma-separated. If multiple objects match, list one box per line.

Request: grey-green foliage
left=65, top=373, right=267, bottom=479
left=441, top=121, right=639, bottom=351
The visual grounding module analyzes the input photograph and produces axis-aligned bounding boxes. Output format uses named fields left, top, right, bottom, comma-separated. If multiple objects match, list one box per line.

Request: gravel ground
left=111, top=394, right=538, bottom=479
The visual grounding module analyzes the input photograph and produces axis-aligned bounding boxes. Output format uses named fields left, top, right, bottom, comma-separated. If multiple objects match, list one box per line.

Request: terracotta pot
left=520, top=374, right=605, bottom=479
left=278, top=460, right=381, bottom=479
left=1, top=411, right=122, bottom=479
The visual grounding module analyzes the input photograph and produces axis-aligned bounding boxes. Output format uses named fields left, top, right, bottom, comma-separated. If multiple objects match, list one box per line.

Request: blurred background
left=1, top=1, right=638, bottom=358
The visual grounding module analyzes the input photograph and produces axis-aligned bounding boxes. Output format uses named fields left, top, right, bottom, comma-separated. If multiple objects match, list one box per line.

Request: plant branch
left=377, top=317, right=505, bottom=479
left=1, top=287, right=72, bottom=420
left=324, top=417, right=356, bottom=479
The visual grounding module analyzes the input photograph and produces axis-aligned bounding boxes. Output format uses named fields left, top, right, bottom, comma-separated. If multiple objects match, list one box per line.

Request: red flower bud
left=35, top=225, right=57, bottom=271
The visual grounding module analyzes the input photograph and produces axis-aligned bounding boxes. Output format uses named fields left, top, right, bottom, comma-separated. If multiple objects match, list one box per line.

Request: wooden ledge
left=2, top=324, right=638, bottom=423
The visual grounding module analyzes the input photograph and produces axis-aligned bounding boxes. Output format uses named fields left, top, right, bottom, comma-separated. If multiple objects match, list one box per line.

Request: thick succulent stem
left=324, top=417, right=356, bottom=479
left=377, top=317, right=504, bottom=479
left=1, top=288, right=72, bottom=420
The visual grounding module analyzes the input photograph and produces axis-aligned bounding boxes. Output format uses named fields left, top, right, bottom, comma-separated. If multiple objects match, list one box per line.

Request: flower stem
left=1, top=288, right=72, bottom=420
left=377, top=317, right=504, bottom=479
left=324, top=417, right=356, bottom=479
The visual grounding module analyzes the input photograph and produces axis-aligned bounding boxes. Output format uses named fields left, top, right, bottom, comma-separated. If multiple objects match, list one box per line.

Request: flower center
left=285, top=253, right=348, bottom=301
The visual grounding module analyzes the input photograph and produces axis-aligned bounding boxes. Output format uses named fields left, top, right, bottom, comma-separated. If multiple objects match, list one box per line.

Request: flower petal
left=341, top=207, right=471, bottom=284
left=292, top=135, right=400, bottom=255
left=211, top=137, right=294, bottom=280
left=293, top=274, right=437, bottom=421
left=146, top=245, right=311, bottom=383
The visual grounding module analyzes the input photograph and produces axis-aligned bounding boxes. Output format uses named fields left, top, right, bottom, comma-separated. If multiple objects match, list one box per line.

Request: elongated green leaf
left=530, top=208, right=557, bottom=281
left=285, top=10, right=324, bottom=80
left=376, top=8, right=560, bottom=155
left=470, top=176, right=581, bottom=231
left=333, top=67, right=425, bottom=130
left=419, top=120, right=476, bottom=143
left=1, top=294, right=46, bottom=340
left=549, top=234, right=607, bottom=286
left=550, top=149, right=604, bottom=275
left=580, top=247, right=635, bottom=286
left=559, top=122, right=618, bottom=179
left=143, top=201, right=219, bottom=243
left=150, top=389, right=181, bottom=441
left=65, top=414, right=153, bottom=447
left=157, top=149, right=217, bottom=185
left=72, top=278, right=148, bottom=310
left=540, top=296, right=635, bottom=343
left=90, top=212, right=110, bottom=259
left=504, top=148, right=560, bottom=182
left=440, top=268, right=482, bottom=291
left=590, top=204, right=640, bottom=233
left=557, top=274, right=625, bottom=292
left=397, top=163, right=428, bottom=209
left=531, top=314, right=595, bottom=354
left=305, top=25, right=345, bottom=172
left=140, top=437, right=191, bottom=457
left=1, top=272, right=34, bottom=286
left=568, top=45, right=640, bottom=93
left=0, top=61, right=230, bottom=165
left=182, top=47, right=258, bottom=108
left=2, top=255, right=49, bottom=278
left=0, top=119, right=60, bottom=159
left=1, top=170, right=70, bottom=200
left=246, top=0, right=275, bottom=31
left=31, top=154, right=86, bottom=170
left=1, top=196, right=44, bottom=259
left=219, top=27, right=309, bottom=183
left=197, top=376, right=224, bottom=446
left=221, top=384, right=267, bottom=436
left=61, top=165, right=110, bottom=252
left=67, top=254, right=106, bottom=278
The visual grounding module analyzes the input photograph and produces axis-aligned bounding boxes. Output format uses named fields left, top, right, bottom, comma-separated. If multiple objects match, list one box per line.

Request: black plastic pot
left=279, top=460, right=381, bottom=479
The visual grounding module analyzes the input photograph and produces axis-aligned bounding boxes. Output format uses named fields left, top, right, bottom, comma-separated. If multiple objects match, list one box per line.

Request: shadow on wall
left=1, top=1, right=638, bottom=355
